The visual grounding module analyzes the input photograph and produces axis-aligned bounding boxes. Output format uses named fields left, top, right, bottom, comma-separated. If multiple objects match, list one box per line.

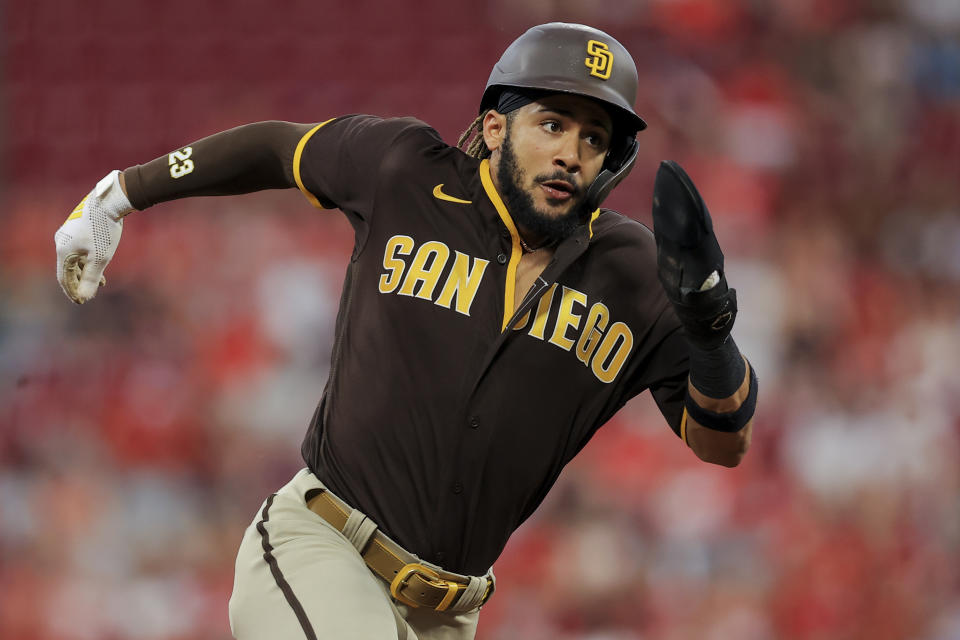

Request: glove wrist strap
left=94, top=170, right=134, bottom=220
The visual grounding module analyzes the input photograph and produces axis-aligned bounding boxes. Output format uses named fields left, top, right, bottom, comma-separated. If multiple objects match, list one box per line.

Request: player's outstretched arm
left=652, top=160, right=758, bottom=467
left=53, top=121, right=318, bottom=304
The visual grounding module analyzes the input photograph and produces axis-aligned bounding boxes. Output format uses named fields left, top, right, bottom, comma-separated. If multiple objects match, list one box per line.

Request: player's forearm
left=685, top=355, right=754, bottom=467
left=686, top=416, right=753, bottom=467
left=121, top=121, right=315, bottom=210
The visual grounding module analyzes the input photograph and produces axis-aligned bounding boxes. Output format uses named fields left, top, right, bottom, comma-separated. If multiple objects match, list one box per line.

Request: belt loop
left=342, top=509, right=378, bottom=553
left=450, top=574, right=489, bottom=612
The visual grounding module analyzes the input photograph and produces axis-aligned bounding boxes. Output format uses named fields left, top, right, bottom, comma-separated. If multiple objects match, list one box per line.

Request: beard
left=496, top=129, right=593, bottom=247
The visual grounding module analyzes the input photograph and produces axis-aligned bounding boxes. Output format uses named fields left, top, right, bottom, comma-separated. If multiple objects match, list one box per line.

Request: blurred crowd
left=2, top=0, right=959, bottom=638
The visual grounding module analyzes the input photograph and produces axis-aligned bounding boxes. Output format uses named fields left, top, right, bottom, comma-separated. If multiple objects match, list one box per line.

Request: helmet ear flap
left=584, top=136, right=639, bottom=211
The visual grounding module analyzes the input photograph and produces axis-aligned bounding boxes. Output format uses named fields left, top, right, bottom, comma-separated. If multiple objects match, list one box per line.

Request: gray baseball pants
left=228, top=469, right=487, bottom=639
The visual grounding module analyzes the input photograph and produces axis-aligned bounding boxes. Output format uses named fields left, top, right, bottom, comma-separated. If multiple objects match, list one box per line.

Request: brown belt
left=306, top=489, right=493, bottom=612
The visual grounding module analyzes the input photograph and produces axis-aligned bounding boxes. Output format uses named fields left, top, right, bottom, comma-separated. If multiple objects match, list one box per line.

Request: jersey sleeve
left=291, top=115, right=428, bottom=218
left=596, top=218, right=691, bottom=438
left=645, top=322, right=690, bottom=437
left=622, top=284, right=691, bottom=438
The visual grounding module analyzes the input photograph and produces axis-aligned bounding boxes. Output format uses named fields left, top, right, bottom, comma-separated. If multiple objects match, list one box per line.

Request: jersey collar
left=478, top=159, right=600, bottom=332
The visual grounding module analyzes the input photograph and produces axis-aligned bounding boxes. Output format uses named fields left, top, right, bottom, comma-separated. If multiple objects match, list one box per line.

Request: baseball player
left=54, top=23, right=757, bottom=640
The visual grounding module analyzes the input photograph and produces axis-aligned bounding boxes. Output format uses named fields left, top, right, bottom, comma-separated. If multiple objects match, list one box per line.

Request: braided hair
left=456, top=110, right=492, bottom=159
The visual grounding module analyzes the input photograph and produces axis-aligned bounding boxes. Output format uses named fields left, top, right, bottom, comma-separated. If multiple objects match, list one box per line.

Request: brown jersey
left=292, top=114, right=688, bottom=576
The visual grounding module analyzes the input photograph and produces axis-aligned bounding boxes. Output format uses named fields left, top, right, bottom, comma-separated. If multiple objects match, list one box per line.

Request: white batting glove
left=54, top=170, right=133, bottom=304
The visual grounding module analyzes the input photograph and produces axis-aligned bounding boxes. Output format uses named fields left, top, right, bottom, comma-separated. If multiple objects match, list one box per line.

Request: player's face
left=489, top=94, right=613, bottom=243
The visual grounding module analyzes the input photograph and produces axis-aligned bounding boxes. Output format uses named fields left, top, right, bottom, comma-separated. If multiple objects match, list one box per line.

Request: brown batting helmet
left=481, top=22, right=646, bottom=134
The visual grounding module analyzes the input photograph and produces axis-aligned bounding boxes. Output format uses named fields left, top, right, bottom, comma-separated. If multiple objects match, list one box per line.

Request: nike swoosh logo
left=433, top=184, right=472, bottom=205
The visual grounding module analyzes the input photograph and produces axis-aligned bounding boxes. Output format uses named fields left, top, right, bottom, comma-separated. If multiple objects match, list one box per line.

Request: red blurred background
left=3, top=1, right=960, bottom=638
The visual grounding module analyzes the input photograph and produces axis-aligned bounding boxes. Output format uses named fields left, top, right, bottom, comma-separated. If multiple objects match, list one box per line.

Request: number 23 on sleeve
left=168, top=147, right=194, bottom=179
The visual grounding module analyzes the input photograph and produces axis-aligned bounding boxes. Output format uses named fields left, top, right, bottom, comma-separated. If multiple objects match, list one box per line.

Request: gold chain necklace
left=518, top=235, right=543, bottom=253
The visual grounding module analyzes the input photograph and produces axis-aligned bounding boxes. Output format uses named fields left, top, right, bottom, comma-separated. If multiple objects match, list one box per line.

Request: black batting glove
left=652, top=160, right=737, bottom=350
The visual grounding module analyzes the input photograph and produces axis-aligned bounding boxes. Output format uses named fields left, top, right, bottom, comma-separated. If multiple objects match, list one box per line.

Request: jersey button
left=496, top=253, right=507, bottom=265
left=469, top=416, right=479, bottom=429
left=452, top=482, right=463, bottom=495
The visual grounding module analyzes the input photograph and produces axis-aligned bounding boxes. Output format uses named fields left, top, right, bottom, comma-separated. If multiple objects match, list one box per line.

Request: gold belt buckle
left=389, top=563, right=461, bottom=611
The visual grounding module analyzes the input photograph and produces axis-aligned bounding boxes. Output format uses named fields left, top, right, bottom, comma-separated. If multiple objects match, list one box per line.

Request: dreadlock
left=457, top=110, right=492, bottom=159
